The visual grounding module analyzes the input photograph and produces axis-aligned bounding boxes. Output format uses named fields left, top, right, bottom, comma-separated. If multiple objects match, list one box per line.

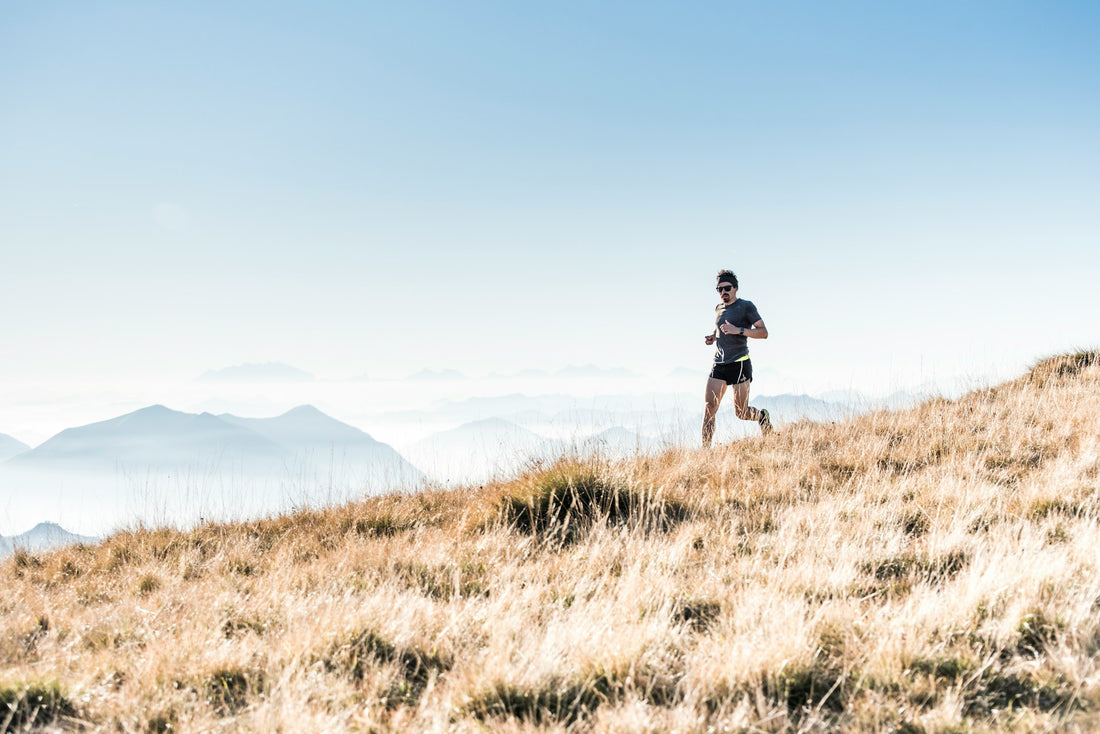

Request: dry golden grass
left=3, top=351, right=1100, bottom=732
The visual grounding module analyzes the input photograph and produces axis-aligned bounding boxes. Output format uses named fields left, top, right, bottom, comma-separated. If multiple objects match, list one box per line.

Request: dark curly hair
left=716, top=269, right=738, bottom=288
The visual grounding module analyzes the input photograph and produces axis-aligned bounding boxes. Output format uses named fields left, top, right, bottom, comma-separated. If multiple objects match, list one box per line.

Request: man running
left=702, top=269, right=772, bottom=446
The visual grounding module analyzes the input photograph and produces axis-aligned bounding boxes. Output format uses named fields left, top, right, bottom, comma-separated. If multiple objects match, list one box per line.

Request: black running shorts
left=710, top=359, right=753, bottom=385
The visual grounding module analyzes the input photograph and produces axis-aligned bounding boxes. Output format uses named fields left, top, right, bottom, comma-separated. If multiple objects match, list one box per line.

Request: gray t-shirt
left=713, top=298, right=762, bottom=364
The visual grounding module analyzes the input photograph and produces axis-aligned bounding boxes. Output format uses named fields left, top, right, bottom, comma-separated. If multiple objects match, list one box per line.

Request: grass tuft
left=0, top=680, right=77, bottom=733
left=900, top=509, right=931, bottom=536
left=465, top=678, right=612, bottom=725
left=351, top=515, right=411, bottom=537
left=221, top=612, right=276, bottom=639
left=866, top=550, right=969, bottom=585
left=136, top=574, right=161, bottom=597
left=1029, top=350, right=1100, bottom=385
left=1016, top=610, right=1063, bottom=657
left=497, top=460, right=690, bottom=543
left=225, top=558, right=256, bottom=577
left=393, top=560, right=490, bottom=599
left=764, top=662, right=850, bottom=715
left=673, top=599, right=722, bottom=632
left=1030, top=497, right=1085, bottom=520
left=320, top=629, right=451, bottom=708
left=964, top=669, right=1077, bottom=715
left=145, top=710, right=176, bottom=733
left=10, top=549, right=40, bottom=572
left=202, top=666, right=264, bottom=716
left=465, top=667, right=679, bottom=724
left=907, top=654, right=976, bottom=682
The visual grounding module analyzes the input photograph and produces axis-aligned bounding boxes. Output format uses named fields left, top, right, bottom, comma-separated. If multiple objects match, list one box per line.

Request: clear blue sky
left=3, top=1, right=1098, bottom=394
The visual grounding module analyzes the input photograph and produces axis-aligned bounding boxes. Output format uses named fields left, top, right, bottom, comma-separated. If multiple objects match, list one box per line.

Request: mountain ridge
left=8, top=405, right=286, bottom=469
left=0, top=432, right=30, bottom=461
left=0, top=521, right=98, bottom=557
left=1, top=404, right=424, bottom=534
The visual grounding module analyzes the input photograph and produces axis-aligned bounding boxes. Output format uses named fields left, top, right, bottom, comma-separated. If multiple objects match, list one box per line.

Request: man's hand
left=719, top=320, right=739, bottom=335
left=704, top=333, right=715, bottom=345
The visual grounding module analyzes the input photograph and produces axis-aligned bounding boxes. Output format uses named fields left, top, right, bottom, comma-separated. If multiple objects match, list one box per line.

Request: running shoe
left=759, top=408, right=773, bottom=435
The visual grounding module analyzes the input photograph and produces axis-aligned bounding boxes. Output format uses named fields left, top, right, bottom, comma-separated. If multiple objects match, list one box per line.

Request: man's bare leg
left=730, top=380, right=761, bottom=422
left=702, top=377, right=727, bottom=447
left=731, top=379, right=771, bottom=433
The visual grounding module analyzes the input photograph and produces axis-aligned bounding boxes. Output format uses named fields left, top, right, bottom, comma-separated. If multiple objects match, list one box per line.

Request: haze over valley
left=0, top=362, right=933, bottom=540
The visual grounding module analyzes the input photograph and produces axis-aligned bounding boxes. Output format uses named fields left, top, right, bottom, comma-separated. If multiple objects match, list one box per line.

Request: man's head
left=716, top=269, right=738, bottom=304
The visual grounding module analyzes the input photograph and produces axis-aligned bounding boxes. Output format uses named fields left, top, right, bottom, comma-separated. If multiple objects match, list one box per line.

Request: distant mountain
left=401, top=417, right=667, bottom=483
left=402, top=418, right=565, bottom=485
left=486, top=368, right=550, bottom=379
left=880, top=391, right=932, bottom=409
left=422, top=393, right=574, bottom=420
left=575, top=427, right=661, bottom=458
left=0, top=405, right=424, bottom=535
left=381, top=392, right=696, bottom=444
left=484, top=365, right=640, bottom=379
left=0, top=522, right=98, bottom=557
left=8, top=405, right=285, bottom=472
left=408, top=369, right=467, bottom=381
left=220, top=405, right=370, bottom=447
left=813, top=390, right=930, bottom=411
left=198, top=362, right=315, bottom=382
left=219, top=405, right=423, bottom=486
left=7, top=404, right=422, bottom=484
left=406, top=393, right=685, bottom=425
left=554, top=365, right=639, bottom=379
left=380, top=389, right=878, bottom=453
left=514, top=368, right=551, bottom=378
left=0, top=433, right=30, bottom=461
left=754, top=394, right=846, bottom=423
left=814, top=389, right=863, bottom=405
left=406, top=418, right=557, bottom=456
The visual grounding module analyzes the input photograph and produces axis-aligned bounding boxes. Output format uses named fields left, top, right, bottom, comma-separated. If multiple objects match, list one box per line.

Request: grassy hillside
left=3, top=352, right=1099, bottom=733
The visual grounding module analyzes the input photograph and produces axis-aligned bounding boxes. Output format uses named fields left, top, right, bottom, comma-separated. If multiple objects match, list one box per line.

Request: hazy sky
left=3, top=1, right=1098, bottom=430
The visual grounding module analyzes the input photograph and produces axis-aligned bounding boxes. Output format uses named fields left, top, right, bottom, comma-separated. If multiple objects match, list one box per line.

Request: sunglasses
left=716, top=285, right=734, bottom=293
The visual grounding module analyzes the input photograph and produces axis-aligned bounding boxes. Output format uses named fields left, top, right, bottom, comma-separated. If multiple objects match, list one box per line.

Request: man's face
left=716, top=282, right=737, bottom=305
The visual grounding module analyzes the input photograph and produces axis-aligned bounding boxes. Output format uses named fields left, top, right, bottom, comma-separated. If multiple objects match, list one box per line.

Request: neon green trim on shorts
left=734, top=353, right=750, bottom=362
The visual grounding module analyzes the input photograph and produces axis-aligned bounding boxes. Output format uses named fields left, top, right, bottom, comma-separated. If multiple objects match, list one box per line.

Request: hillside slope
left=2, top=351, right=1099, bottom=732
